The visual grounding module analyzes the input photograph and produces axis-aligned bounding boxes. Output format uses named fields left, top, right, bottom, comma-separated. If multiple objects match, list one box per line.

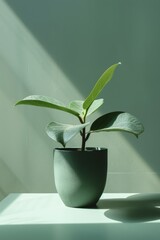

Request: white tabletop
left=0, top=193, right=160, bottom=240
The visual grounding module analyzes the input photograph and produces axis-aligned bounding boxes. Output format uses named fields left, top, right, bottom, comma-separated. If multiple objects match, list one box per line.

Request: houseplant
left=16, top=62, right=144, bottom=207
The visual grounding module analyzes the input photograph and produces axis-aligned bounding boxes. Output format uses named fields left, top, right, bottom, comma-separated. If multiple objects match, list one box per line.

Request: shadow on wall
left=4, top=0, right=160, bottom=177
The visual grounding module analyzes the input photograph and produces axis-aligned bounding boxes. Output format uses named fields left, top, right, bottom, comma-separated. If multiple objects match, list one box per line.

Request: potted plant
left=16, top=62, right=144, bottom=208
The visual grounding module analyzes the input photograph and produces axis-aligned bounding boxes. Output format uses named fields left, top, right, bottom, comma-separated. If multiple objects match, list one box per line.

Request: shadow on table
left=97, top=193, right=160, bottom=223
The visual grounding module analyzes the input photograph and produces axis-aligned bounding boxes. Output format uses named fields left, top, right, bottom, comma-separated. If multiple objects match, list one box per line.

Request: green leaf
left=83, top=62, right=121, bottom=111
left=86, top=98, right=104, bottom=116
left=90, top=111, right=144, bottom=137
left=68, top=100, right=84, bottom=116
left=16, top=95, right=80, bottom=117
left=68, top=99, right=104, bottom=119
left=46, top=121, right=90, bottom=147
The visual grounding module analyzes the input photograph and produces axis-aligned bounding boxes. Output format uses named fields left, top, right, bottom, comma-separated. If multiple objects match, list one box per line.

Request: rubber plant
left=16, top=62, right=144, bottom=150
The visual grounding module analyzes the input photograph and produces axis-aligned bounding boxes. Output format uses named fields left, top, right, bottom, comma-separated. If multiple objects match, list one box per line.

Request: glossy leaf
left=86, top=98, right=104, bottom=116
left=68, top=100, right=84, bottom=117
left=46, top=121, right=90, bottom=147
left=90, top=111, right=144, bottom=137
left=16, top=95, right=79, bottom=117
left=83, top=62, right=121, bottom=111
left=68, top=99, right=104, bottom=119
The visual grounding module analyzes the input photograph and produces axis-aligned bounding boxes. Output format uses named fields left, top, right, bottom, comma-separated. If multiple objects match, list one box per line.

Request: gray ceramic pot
left=53, top=148, right=108, bottom=208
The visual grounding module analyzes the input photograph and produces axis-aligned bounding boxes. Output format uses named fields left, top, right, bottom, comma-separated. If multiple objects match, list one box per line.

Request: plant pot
left=53, top=147, right=108, bottom=208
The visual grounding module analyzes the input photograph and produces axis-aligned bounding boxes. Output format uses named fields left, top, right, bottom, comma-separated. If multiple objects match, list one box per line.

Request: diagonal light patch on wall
left=0, top=0, right=88, bottom=196
left=0, top=0, right=159, bottom=194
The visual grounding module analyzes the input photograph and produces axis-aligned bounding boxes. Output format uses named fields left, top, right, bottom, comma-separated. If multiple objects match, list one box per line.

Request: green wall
left=0, top=0, right=160, bottom=199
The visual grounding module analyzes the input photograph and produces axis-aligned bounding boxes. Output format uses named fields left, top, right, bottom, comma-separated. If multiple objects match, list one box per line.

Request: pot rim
left=54, top=147, right=108, bottom=152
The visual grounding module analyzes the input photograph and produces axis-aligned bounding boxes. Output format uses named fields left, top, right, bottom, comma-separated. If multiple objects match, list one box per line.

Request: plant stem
left=85, top=132, right=91, bottom=142
left=81, top=127, right=86, bottom=151
left=80, top=115, right=86, bottom=151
